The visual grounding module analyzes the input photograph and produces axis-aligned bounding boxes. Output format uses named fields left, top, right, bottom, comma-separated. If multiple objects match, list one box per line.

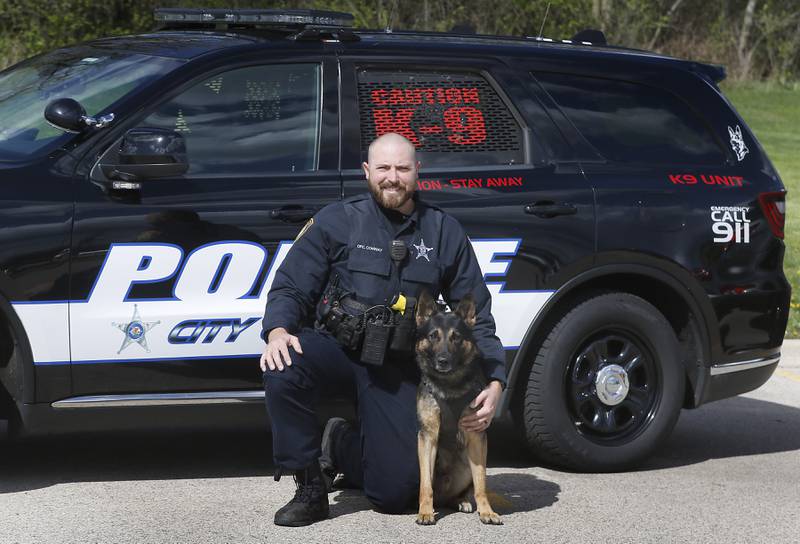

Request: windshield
left=0, top=46, right=184, bottom=161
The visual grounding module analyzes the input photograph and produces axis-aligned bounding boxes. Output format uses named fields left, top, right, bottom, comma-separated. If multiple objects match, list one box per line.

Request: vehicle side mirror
left=108, top=128, right=189, bottom=181
left=45, top=98, right=116, bottom=133
left=44, top=98, right=87, bottom=133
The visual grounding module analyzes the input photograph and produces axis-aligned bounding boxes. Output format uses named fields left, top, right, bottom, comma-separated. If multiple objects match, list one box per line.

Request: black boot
left=274, top=464, right=329, bottom=527
left=318, top=417, right=353, bottom=492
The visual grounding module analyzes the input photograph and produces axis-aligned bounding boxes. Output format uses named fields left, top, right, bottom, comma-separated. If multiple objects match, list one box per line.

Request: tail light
left=758, top=191, right=786, bottom=239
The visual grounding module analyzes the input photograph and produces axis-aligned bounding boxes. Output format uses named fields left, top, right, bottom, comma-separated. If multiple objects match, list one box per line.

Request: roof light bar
left=525, top=29, right=607, bottom=47
left=154, top=8, right=354, bottom=28
left=527, top=36, right=594, bottom=46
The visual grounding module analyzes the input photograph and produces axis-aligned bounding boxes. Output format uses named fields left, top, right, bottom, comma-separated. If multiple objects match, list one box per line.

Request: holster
left=316, top=277, right=417, bottom=363
left=317, top=276, right=368, bottom=351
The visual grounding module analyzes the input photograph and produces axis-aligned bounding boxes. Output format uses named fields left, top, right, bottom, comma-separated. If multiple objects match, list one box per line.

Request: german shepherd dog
left=414, top=291, right=502, bottom=525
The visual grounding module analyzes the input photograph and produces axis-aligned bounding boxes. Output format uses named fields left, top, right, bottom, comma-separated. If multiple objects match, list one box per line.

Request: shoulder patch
left=295, top=218, right=314, bottom=241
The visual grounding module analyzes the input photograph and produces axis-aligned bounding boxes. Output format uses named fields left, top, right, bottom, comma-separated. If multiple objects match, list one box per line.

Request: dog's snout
left=434, top=355, right=452, bottom=373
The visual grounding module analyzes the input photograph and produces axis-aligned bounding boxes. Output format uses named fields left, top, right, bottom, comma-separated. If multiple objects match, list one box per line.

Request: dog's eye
left=450, top=332, right=461, bottom=343
left=428, top=330, right=440, bottom=342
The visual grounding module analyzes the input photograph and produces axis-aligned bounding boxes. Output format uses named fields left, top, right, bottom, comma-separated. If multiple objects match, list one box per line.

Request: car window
left=357, top=69, right=526, bottom=167
left=141, top=63, right=321, bottom=176
left=534, top=72, right=726, bottom=165
left=0, top=48, right=183, bottom=161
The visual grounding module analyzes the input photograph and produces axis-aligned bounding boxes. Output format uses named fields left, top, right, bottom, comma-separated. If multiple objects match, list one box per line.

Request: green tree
left=0, top=0, right=798, bottom=81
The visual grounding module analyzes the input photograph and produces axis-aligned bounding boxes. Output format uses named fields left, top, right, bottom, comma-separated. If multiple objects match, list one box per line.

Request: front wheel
left=522, top=292, right=685, bottom=472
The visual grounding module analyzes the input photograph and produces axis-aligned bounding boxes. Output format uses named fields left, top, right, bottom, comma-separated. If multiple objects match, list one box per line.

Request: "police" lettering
left=91, top=241, right=269, bottom=303
left=43, top=238, right=548, bottom=361
left=90, top=239, right=521, bottom=304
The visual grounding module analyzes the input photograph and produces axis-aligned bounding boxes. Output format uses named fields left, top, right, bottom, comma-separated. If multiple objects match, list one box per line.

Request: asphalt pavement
left=1, top=343, right=799, bottom=543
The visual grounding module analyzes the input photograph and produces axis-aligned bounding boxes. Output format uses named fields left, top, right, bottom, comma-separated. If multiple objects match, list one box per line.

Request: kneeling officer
left=260, top=133, right=506, bottom=526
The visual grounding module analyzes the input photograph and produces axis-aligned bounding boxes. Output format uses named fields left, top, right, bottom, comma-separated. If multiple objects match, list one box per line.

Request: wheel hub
left=594, top=364, right=629, bottom=406
left=567, top=333, right=659, bottom=443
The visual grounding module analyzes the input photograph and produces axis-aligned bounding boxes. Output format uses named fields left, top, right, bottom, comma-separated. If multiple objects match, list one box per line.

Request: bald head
left=367, top=133, right=417, bottom=163
left=362, top=133, right=420, bottom=215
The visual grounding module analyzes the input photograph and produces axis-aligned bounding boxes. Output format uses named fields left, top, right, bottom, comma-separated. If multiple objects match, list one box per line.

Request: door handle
left=524, top=202, right=578, bottom=218
left=270, top=205, right=317, bottom=223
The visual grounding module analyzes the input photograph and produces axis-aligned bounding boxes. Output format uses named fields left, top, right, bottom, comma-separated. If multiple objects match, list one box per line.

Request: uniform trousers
left=262, top=328, right=420, bottom=514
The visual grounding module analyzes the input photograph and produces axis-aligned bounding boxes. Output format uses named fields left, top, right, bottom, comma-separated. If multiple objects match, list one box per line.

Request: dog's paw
left=457, top=501, right=473, bottom=513
left=416, top=512, right=437, bottom=525
left=479, top=510, right=503, bottom=525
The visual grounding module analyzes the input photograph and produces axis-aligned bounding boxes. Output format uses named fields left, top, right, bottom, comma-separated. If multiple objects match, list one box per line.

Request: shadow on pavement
left=641, top=395, right=800, bottom=470
left=328, top=488, right=373, bottom=518
left=487, top=472, right=561, bottom=514
left=0, top=394, right=797, bottom=492
left=0, top=430, right=275, bottom=494
left=327, top=473, right=560, bottom=521
left=0, top=421, right=531, bottom=494
left=432, top=472, right=561, bottom=523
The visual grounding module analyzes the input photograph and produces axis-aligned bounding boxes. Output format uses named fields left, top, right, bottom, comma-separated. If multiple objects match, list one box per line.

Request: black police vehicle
left=0, top=8, right=789, bottom=471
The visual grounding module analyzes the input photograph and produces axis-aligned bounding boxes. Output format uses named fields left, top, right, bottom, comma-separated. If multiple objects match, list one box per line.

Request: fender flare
left=498, top=259, right=716, bottom=416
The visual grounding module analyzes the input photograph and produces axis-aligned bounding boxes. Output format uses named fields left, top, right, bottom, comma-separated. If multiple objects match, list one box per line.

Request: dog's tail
left=486, top=490, right=513, bottom=510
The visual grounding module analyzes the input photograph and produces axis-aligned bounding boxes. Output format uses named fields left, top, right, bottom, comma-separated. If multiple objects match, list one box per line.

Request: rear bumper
left=699, top=349, right=780, bottom=405
left=710, top=353, right=781, bottom=376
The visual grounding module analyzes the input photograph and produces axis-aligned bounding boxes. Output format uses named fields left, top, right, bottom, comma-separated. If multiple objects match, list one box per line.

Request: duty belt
left=320, top=295, right=367, bottom=351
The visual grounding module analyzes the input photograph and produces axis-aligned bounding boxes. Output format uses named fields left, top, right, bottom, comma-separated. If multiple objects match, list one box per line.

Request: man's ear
left=455, top=293, right=476, bottom=328
left=362, top=161, right=370, bottom=180
left=416, top=290, right=438, bottom=328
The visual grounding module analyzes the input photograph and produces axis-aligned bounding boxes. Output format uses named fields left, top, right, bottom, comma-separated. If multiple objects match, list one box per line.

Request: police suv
left=0, top=8, right=789, bottom=471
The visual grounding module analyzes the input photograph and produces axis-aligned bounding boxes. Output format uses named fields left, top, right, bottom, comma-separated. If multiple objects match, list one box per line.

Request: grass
left=721, top=82, right=800, bottom=337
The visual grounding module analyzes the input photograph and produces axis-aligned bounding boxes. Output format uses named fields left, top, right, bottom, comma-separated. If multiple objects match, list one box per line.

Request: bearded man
left=260, top=133, right=505, bottom=526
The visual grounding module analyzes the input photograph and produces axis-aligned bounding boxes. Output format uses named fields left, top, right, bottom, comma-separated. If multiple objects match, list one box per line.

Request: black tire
left=522, top=292, right=684, bottom=472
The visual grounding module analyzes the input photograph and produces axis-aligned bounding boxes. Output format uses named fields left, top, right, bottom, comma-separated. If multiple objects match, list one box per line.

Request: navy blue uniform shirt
left=262, top=193, right=506, bottom=385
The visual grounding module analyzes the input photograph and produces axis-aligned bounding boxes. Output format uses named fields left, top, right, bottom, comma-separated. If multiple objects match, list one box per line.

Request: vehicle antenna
left=537, top=2, right=552, bottom=38
left=385, top=0, right=398, bottom=33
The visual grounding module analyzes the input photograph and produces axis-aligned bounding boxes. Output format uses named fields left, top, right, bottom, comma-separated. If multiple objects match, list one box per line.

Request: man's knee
left=364, top=466, right=419, bottom=514
left=365, top=483, right=417, bottom=514
left=262, top=348, right=313, bottom=392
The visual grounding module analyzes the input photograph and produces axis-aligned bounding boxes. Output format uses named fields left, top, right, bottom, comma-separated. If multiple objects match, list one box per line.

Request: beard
left=369, top=181, right=412, bottom=210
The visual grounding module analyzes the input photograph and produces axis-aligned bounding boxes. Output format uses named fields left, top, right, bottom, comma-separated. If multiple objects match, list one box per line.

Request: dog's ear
left=455, top=293, right=476, bottom=328
left=416, top=290, right=438, bottom=328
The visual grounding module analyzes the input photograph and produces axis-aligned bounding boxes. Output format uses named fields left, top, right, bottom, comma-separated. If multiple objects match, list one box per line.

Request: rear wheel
left=522, top=292, right=684, bottom=471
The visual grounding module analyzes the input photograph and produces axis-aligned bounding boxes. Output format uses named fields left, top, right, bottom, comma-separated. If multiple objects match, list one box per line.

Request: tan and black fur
left=414, top=291, right=502, bottom=525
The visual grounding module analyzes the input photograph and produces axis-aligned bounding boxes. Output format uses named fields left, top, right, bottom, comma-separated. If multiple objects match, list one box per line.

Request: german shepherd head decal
left=728, top=125, right=749, bottom=162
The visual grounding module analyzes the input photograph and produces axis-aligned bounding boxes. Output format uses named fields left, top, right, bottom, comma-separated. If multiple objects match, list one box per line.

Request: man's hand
left=459, top=380, right=503, bottom=432
left=260, top=327, right=303, bottom=372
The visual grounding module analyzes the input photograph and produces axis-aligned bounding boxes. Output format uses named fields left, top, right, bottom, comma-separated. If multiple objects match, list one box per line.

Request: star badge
left=112, top=304, right=160, bottom=354
left=413, top=238, right=434, bottom=261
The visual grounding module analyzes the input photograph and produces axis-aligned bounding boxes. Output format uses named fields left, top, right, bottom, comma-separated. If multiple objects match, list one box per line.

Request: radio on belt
left=360, top=308, right=392, bottom=366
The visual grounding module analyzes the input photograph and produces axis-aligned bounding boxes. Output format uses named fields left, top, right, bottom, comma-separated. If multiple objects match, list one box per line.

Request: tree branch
left=647, top=0, right=685, bottom=50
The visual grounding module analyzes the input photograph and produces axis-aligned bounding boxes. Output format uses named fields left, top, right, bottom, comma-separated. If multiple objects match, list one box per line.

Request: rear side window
left=534, top=72, right=726, bottom=165
left=357, top=69, right=525, bottom=167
